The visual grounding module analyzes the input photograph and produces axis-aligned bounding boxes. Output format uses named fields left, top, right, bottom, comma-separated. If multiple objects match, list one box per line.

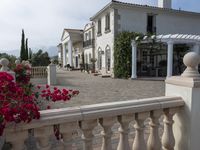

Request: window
left=105, top=13, right=110, bottom=31
left=97, top=19, right=102, bottom=35
left=88, top=31, right=91, bottom=40
left=147, top=14, right=156, bottom=34
left=84, top=33, right=88, bottom=41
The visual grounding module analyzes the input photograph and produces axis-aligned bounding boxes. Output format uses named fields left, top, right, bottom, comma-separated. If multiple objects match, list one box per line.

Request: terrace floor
left=43, top=70, right=165, bottom=108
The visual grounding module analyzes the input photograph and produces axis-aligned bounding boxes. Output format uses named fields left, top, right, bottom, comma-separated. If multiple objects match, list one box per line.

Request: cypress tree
left=25, top=38, right=28, bottom=60
left=29, top=48, right=32, bottom=60
left=20, top=29, right=26, bottom=61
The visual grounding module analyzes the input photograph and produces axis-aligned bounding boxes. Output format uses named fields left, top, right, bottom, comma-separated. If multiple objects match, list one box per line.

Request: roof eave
left=90, top=1, right=113, bottom=21
left=90, top=0, right=200, bottom=21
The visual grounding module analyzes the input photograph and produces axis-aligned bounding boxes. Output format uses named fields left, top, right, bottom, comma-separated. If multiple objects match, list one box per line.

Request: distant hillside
left=1, top=46, right=58, bottom=57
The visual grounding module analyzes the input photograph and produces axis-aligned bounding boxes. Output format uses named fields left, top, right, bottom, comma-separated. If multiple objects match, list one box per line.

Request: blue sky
left=0, top=0, right=199, bottom=52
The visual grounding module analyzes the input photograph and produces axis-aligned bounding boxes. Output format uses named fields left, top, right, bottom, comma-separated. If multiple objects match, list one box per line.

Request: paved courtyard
left=52, top=70, right=165, bottom=108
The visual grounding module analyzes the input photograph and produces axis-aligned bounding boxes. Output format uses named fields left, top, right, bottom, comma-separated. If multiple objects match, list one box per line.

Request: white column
left=68, top=40, right=73, bottom=67
left=62, top=44, right=66, bottom=67
left=167, top=41, right=174, bottom=77
left=165, top=52, right=200, bottom=150
left=131, top=40, right=137, bottom=79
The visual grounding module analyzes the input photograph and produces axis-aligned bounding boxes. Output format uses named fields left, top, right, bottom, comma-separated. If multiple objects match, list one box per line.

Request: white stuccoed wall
left=118, top=8, right=147, bottom=33
left=156, top=13, right=200, bottom=35
left=95, top=9, right=115, bottom=74
left=117, top=7, right=200, bottom=35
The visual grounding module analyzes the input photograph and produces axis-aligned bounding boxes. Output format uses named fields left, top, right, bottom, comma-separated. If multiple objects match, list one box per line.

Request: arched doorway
left=98, top=47, right=102, bottom=70
left=105, top=45, right=111, bottom=73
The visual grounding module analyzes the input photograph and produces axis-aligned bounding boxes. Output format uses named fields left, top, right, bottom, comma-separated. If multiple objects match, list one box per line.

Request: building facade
left=83, top=23, right=95, bottom=71
left=58, top=0, right=200, bottom=76
left=59, top=29, right=83, bottom=69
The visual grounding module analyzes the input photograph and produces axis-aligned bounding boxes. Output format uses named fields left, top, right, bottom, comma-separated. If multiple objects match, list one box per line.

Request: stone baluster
left=99, top=117, right=116, bottom=150
left=5, top=130, right=28, bottom=150
left=34, top=126, right=53, bottom=150
left=117, top=114, right=133, bottom=150
left=147, top=110, right=162, bottom=150
left=132, top=112, right=148, bottom=150
left=80, top=119, right=97, bottom=150
left=161, top=108, right=176, bottom=150
left=60, top=122, right=77, bottom=150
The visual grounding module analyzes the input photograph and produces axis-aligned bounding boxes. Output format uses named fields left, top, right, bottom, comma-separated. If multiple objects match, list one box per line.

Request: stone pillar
left=165, top=52, right=200, bottom=150
left=63, top=43, right=67, bottom=67
left=167, top=41, right=174, bottom=77
left=47, top=60, right=57, bottom=85
left=68, top=40, right=73, bottom=67
left=131, top=40, right=137, bottom=79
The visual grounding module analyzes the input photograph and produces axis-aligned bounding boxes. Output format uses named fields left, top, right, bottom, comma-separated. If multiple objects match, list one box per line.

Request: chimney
left=158, top=0, right=172, bottom=9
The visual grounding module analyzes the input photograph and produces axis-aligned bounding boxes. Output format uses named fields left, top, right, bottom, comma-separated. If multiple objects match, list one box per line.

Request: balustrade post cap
left=0, top=58, right=9, bottom=71
left=15, top=60, right=20, bottom=65
left=181, top=52, right=200, bottom=78
left=21, top=60, right=26, bottom=64
left=50, top=59, right=54, bottom=64
left=0, top=58, right=9, bottom=66
left=183, top=52, right=200, bottom=68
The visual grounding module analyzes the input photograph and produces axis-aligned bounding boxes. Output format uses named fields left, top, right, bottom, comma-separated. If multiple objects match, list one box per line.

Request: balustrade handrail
left=5, top=96, right=184, bottom=132
left=31, top=66, right=47, bottom=78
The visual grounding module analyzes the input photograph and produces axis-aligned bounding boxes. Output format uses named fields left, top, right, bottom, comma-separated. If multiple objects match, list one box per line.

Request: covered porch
left=131, top=34, right=200, bottom=79
left=61, top=29, right=83, bottom=69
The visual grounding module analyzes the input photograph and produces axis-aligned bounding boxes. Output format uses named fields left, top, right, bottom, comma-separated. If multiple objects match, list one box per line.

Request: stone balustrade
left=3, top=96, right=184, bottom=150
left=31, top=66, right=47, bottom=78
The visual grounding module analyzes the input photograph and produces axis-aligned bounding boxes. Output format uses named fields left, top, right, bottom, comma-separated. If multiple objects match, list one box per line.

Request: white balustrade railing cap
left=5, top=96, right=184, bottom=132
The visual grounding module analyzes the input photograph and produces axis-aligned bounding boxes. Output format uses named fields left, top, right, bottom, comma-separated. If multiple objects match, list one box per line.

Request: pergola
left=131, top=34, right=200, bottom=79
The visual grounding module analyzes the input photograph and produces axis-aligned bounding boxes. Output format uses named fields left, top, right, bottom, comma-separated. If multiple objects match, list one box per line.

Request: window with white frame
left=97, top=19, right=102, bottom=35
left=105, top=13, right=110, bottom=31
left=88, top=31, right=91, bottom=40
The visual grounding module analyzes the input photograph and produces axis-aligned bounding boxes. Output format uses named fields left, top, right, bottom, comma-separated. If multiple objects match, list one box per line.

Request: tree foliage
left=20, top=29, right=26, bottom=60
left=20, top=30, right=29, bottom=61
left=114, top=31, right=143, bottom=78
left=29, top=48, right=33, bottom=60
left=25, top=38, right=29, bottom=60
left=31, top=50, right=50, bottom=66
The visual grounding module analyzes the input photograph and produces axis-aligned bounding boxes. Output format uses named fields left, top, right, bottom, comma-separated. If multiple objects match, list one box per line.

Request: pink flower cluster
left=37, top=85, right=79, bottom=109
left=0, top=71, right=79, bottom=136
left=14, top=64, right=31, bottom=85
left=0, top=72, right=40, bottom=135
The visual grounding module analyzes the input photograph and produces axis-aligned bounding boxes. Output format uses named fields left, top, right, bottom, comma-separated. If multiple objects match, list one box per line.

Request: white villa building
left=58, top=29, right=83, bottom=68
left=58, top=0, right=200, bottom=77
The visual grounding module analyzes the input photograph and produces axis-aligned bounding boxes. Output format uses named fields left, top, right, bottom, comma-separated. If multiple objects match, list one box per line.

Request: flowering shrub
left=0, top=71, right=79, bottom=136
left=14, top=64, right=31, bottom=85
left=0, top=72, right=39, bottom=135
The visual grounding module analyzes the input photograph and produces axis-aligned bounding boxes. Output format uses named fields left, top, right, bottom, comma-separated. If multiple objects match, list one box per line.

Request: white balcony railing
left=4, top=96, right=184, bottom=150
left=31, top=66, right=47, bottom=78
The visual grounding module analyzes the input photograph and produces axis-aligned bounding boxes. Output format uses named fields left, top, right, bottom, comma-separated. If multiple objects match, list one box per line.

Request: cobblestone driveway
left=54, top=70, right=165, bottom=108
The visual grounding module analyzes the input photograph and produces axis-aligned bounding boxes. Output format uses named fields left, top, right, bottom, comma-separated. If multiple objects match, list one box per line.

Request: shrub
left=114, top=31, right=143, bottom=78
left=0, top=71, right=79, bottom=136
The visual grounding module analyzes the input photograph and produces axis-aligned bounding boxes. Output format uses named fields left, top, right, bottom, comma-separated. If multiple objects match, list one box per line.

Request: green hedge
left=114, top=31, right=143, bottom=78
